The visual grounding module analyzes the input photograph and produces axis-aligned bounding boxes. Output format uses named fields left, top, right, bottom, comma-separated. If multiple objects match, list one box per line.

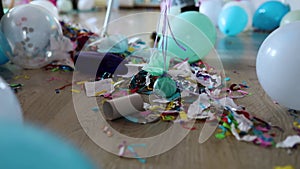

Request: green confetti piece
left=215, top=133, right=226, bottom=139
left=51, top=68, right=59, bottom=72
left=222, top=122, right=231, bottom=130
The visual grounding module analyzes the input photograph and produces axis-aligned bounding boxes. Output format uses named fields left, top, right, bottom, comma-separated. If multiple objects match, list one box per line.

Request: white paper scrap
left=84, top=78, right=114, bottom=97
left=120, top=64, right=145, bottom=78
left=219, top=97, right=239, bottom=109
left=231, top=124, right=257, bottom=142
left=276, top=135, right=300, bottom=148
left=187, top=93, right=211, bottom=119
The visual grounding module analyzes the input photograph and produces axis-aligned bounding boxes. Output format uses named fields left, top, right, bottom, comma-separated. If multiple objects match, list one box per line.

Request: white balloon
left=284, top=0, right=300, bottom=11
left=30, top=0, right=59, bottom=19
left=256, top=21, right=300, bottom=110
left=280, top=10, right=300, bottom=26
left=0, top=77, right=23, bottom=123
left=222, top=0, right=255, bottom=31
left=78, top=0, right=95, bottom=10
left=251, top=0, right=267, bottom=10
left=56, top=0, right=73, bottom=12
left=169, top=5, right=181, bottom=16
left=199, top=0, right=222, bottom=26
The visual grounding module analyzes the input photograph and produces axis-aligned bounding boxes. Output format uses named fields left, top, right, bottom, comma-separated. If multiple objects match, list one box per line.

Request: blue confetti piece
left=91, top=107, right=99, bottom=112
left=125, top=116, right=139, bottom=123
left=199, top=103, right=207, bottom=109
left=127, top=145, right=146, bottom=164
left=224, top=77, right=231, bottom=81
left=130, top=144, right=146, bottom=147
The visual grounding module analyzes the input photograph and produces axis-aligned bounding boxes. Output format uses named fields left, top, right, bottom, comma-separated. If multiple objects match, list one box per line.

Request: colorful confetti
left=274, top=165, right=295, bottom=169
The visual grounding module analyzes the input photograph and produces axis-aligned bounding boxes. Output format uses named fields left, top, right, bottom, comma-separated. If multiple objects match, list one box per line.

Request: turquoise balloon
left=253, top=1, right=290, bottom=31
left=160, top=11, right=216, bottom=63
left=218, top=6, right=248, bottom=36
left=0, top=30, right=11, bottom=65
left=0, top=122, right=98, bottom=169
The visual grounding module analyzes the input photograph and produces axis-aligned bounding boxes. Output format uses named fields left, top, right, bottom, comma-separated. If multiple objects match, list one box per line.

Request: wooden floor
left=1, top=8, right=299, bottom=169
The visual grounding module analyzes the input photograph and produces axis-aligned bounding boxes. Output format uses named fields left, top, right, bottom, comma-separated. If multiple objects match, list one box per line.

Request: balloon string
left=153, top=10, right=162, bottom=49
left=153, top=0, right=186, bottom=72
left=160, top=0, right=168, bottom=72
left=163, top=3, right=168, bottom=72
left=166, top=17, right=186, bottom=52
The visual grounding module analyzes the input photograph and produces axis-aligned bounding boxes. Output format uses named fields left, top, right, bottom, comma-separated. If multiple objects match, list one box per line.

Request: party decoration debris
left=274, top=165, right=295, bottom=169
left=276, top=135, right=300, bottom=148
left=84, top=78, right=114, bottom=97
left=118, top=141, right=146, bottom=164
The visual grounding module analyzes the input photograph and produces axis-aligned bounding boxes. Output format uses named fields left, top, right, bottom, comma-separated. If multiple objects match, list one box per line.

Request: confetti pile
left=82, top=40, right=300, bottom=150
left=11, top=19, right=298, bottom=162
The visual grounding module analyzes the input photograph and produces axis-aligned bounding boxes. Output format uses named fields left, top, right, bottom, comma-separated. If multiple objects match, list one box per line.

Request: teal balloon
left=0, top=122, right=97, bottom=169
left=153, top=76, right=177, bottom=98
left=0, top=30, right=11, bottom=65
left=253, top=1, right=290, bottom=31
left=160, top=11, right=216, bottom=63
left=218, top=6, right=248, bottom=36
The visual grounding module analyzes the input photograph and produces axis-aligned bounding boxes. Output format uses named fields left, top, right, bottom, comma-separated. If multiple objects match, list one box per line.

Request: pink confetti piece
left=255, top=126, right=270, bottom=132
left=112, top=90, right=129, bottom=98
left=118, top=141, right=127, bottom=156
left=237, top=90, right=249, bottom=95
left=253, top=137, right=273, bottom=147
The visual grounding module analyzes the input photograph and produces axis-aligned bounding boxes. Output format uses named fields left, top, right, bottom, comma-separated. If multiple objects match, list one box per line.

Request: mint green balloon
left=160, top=11, right=216, bottom=63
left=280, top=10, right=300, bottom=26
